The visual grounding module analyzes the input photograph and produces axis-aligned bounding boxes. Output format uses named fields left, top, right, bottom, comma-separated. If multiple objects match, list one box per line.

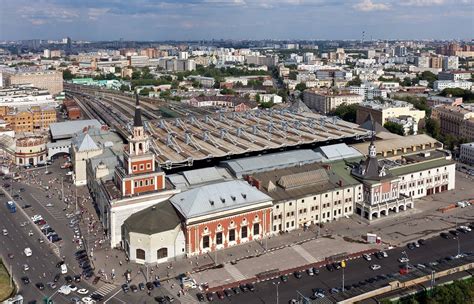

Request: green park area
left=0, top=260, right=14, bottom=301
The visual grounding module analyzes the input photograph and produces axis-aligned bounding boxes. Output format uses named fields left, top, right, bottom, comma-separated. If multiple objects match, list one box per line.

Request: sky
left=0, top=0, right=473, bottom=41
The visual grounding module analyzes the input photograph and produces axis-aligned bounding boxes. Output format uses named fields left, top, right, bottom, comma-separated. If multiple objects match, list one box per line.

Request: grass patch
left=0, top=260, right=14, bottom=301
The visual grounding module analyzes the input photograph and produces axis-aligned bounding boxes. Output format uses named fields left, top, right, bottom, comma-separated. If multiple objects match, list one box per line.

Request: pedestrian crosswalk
left=94, top=282, right=117, bottom=296
left=224, top=263, right=246, bottom=281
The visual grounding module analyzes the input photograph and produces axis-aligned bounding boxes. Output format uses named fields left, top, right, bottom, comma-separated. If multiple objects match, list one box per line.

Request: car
left=146, top=282, right=154, bottom=291
left=418, top=239, right=426, bottom=245
left=138, top=283, right=145, bottom=291
left=164, top=296, right=175, bottom=303
left=92, top=276, right=101, bottom=285
left=216, top=291, right=225, bottom=300
left=7, top=253, right=13, bottom=259
left=19, top=188, right=25, bottom=192
left=206, top=292, right=214, bottom=301
left=381, top=251, right=388, bottom=258
left=130, top=284, right=138, bottom=293
left=56, top=261, right=65, bottom=268
left=440, top=232, right=451, bottom=239
left=70, top=297, right=81, bottom=304
left=65, top=275, right=73, bottom=284
left=370, top=264, right=381, bottom=271
left=2, top=229, right=8, bottom=236
left=155, top=297, right=166, bottom=304
left=36, top=219, right=46, bottom=225
left=90, top=294, right=104, bottom=301
left=74, top=275, right=81, bottom=283
left=326, top=264, right=334, bottom=272
left=35, top=282, right=45, bottom=290
left=68, top=284, right=77, bottom=292
left=75, top=250, right=86, bottom=256
left=449, top=230, right=460, bottom=236
left=366, top=277, right=377, bottom=284
left=247, top=283, right=256, bottom=292
left=82, top=297, right=94, bottom=304
left=231, top=287, right=240, bottom=294
left=47, top=282, right=57, bottom=289
left=460, top=225, right=472, bottom=232
left=280, top=274, right=289, bottom=282
left=21, top=276, right=30, bottom=284
left=121, top=284, right=129, bottom=293
left=457, top=227, right=468, bottom=234
left=224, top=288, right=233, bottom=297
left=307, top=268, right=314, bottom=276
left=294, top=270, right=303, bottom=279
left=332, top=262, right=341, bottom=270
left=363, top=253, right=371, bottom=261
left=24, top=248, right=32, bottom=257
left=153, top=279, right=161, bottom=287
left=398, top=257, right=410, bottom=263
left=416, top=264, right=427, bottom=269
left=330, top=288, right=340, bottom=294
left=58, top=285, right=72, bottom=295
left=240, top=283, right=249, bottom=292
left=375, top=252, right=383, bottom=259
left=23, top=264, right=29, bottom=271
left=38, top=238, right=44, bottom=244
left=196, top=293, right=205, bottom=302
left=46, top=203, right=54, bottom=207
left=53, top=274, right=61, bottom=282
left=22, top=204, right=32, bottom=209
left=407, top=243, right=416, bottom=250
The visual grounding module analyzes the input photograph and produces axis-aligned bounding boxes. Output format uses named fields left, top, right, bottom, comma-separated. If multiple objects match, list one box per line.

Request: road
left=205, top=231, right=474, bottom=304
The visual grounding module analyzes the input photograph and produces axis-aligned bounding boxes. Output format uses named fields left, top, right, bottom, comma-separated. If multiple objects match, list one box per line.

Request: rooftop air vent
left=220, top=197, right=226, bottom=203
left=241, top=193, right=247, bottom=199
left=209, top=200, right=214, bottom=206
left=231, top=196, right=236, bottom=201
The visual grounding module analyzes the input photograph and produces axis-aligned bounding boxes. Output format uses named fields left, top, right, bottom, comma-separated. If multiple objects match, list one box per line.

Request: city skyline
left=0, top=0, right=473, bottom=41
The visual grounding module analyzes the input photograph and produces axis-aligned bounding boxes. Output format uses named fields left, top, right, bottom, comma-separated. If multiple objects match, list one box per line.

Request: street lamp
left=273, top=281, right=280, bottom=304
left=341, top=260, right=346, bottom=292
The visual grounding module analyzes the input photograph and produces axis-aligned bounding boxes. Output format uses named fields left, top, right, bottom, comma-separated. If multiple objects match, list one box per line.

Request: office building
left=6, top=71, right=63, bottom=95
left=431, top=105, right=474, bottom=141
left=0, top=105, right=57, bottom=133
left=460, top=142, right=474, bottom=166
left=433, top=80, right=472, bottom=91
left=303, top=90, right=363, bottom=114
left=356, top=100, right=426, bottom=126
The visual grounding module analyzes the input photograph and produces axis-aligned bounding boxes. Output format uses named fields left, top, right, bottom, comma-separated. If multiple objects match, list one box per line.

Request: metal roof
left=49, top=119, right=102, bottom=140
left=221, top=149, right=323, bottom=178
left=318, top=143, right=363, bottom=161
left=170, top=180, right=272, bottom=220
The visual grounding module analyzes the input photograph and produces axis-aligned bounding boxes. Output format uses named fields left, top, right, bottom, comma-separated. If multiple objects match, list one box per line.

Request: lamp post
left=273, top=281, right=280, bottom=304
left=341, top=260, right=346, bottom=292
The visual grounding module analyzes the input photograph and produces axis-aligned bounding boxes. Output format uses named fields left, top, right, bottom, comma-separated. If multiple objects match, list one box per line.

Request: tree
left=295, top=82, right=307, bottom=92
left=425, top=118, right=440, bottom=139
left=289, top=71, right=298, bottom=80
left=131, top=70, right=141, bottom=80
left=260, top=101, right=274, bottom=108
left=384, top=121, right=405, bottom=136
left=440, top=88, right=474, bottom=103
left=255, top=93, right=260, bottom=102
left=171, top=80, right=179, bottom=90
left=419, top=71, right=437, bottom=88
left=139, top=88, right=151, bottom=96
left=330, top=103, right=358, bottom=123
left=220, top=88, right=236, bottom=95
left=346, top=76, right=362, bottom=87
left=400, top=77, right=412, bottom=87
left=62, top=69, right=74, bottom=80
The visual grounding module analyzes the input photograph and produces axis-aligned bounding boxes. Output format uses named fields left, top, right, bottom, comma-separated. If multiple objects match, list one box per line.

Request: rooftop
left=123, top=200, right=181, bottom=235
left=170, top=180, right=272, bottom=220
left=50, top=119, right=102, bottom=140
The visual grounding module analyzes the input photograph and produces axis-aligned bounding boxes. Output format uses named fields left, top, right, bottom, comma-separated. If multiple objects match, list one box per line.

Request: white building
left=460, top=142, right=474, bottom=166
left=442, top=56, right=459, bottom=71
left=433, top=80, right=472, bottom=91
left=260, top=94, right=283, bottom=104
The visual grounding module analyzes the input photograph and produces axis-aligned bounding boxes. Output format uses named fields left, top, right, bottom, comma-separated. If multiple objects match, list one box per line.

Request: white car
left=24, top=248, right=32, bottom=257
left=82, top=297, right=95, bottom=304
left=68, top=284, right=78, bottom=292
left=2, top=229, right=7, bottom=236
left=58, top=285, right=71, bottom=295
left=460, top=225, right=471, bottom=232
left=398, top=257, right=409, bottom=263
left=381, top=251, right=388, bottom=258
left=23, top=264, right=29, bottom=271
left=61, top=264, right=68, bottom=274
left=370, top=264, right=381, bottom=271
left=77, top=288, right=89, bottom=295
left=363, top=254, right=371, bottom=261
left=46, top=203, right=54, bottom=207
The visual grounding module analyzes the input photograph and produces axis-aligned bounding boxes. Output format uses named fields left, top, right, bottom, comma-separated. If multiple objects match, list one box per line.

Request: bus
left=6, top=201, right=16, bottom=213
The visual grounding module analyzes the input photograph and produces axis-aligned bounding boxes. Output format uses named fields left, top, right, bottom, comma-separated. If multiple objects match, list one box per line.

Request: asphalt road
left=0, top=170, right=104, bottom=303
left=203, top=230, right=474, bottom=304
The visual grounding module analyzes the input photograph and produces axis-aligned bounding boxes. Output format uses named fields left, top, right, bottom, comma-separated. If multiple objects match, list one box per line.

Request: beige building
left=356, top=100, right=426, bottom=126
left=246, top=162, right=363, bottom=233
left=0, top=106, right=57, bottom=133
left=15, top=135, right=47, bottom=166
left=431, top=105, right=474, bottom=141
left=122, top=201, right=186, bottom=264
left=303, top=90, right=363, bottom=114
left=8, top=71, right=63, bottom=95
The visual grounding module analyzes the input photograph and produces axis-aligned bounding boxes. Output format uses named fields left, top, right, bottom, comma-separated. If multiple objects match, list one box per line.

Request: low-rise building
left=5, top=70, right=63, bottom=95
left=356, top=100, right=426, bottom=127
left=426, top=96, right=463, bottom=107
left=460, top=142, right=474, bottom=166
left=15, top=135, right=47, bottom=166
left=303, top=90, right=363, bottom=114
left=438, top=70, right=472, bottom=81
left=433, top=80, right=472, bottom=91
left=185, top=96, right=257, bottom=112
left=0, top=105, right=57, bottom=133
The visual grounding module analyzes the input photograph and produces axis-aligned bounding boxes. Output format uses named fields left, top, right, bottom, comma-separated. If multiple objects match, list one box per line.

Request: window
left=145, top=180, right=149, bottom=186
left=229, top=229, right=236, bottom=242
left=140, top=164, right=144, bottom=170
left=151, top=179, right=154, bottom=185
left=216, top=232, right=223, bottom=245
left=133, top=165, right=137, bottom=171
left=203, top=235, right=210, bottom=248
left=253, top=223, right=259, bottom=235
left=241, top=226, right=248, bottom=238
left=134, top=181, right=138, bottom=187
left=146, top=163, right=151, bottom=169
left=136, top=249, right=145, bottom=260
left=157, top=248, right=168, bottom=259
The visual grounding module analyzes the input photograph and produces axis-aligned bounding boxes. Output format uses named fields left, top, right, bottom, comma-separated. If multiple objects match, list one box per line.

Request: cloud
left=353, top=0, right=391, bottom=11
left=88, top=8, right=110, bottom=20
left=399, top=0, right=445, bottom=6
left=18, top=4, right=79, bottom=25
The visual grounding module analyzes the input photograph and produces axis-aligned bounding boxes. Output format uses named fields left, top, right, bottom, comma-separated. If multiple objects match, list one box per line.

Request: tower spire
left=133, top=91, right=143, bottom=127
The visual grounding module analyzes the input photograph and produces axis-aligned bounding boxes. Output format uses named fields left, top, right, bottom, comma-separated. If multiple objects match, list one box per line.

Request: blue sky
left=0, top=0, right=472, bottom=41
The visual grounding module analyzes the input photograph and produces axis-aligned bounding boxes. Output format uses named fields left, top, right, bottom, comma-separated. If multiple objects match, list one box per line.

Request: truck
left=6, top=201, right=16, bottom=213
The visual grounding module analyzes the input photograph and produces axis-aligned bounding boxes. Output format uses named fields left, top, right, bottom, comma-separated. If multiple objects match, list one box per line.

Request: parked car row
left=197, top=283, right=256, bottom=302
left=31, top=214, right=62, bottom=243
left=75, top=249, right=94, bottom=279
left=440, top=223, right=474, bottom=239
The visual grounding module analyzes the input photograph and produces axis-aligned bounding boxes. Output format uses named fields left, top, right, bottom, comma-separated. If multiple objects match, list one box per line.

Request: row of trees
left=383, top=277, right=474, bottom=304
left=440, top=88, right=474, bottom=103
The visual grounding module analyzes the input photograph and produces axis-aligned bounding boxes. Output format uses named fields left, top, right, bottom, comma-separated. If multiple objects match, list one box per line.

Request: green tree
left=330, top=103, right=358, bottom=123
left=260, top=101, right=274, bottom=108
left=255, top=93, right=260, bottom=102
left=440, top=88, right=474, bottom=103
left=346, top=76, right=362, bottom=87
left=425, top=118, right=440, bottom=139
left=131, top=70, right=141, bottom=80
left=289, top=71, right=298, bottom=80
left=295, top=82, right=307, bottom=91
left=171, top=80, right=179, bottom=90
left=62, top=69, right=74, bottom=80
left=400, top=77, right=412, bottom=87
left=419, top=71, right=437, bottom=88
left=139, top=88, right=151, bottom=96
left=220, top=88, right=236, bottom=95
left=384, top=121, right=405, bottom=136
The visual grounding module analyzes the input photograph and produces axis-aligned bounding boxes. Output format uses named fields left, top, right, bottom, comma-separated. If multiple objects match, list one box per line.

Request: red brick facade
left=185, top=208, right=272, bottom=256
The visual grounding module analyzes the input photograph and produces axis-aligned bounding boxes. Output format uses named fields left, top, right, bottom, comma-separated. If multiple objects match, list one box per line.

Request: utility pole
left=273, top=281, right=280, bottom=304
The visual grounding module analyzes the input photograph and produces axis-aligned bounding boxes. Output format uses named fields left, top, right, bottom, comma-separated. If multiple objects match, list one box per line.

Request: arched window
left=157, top=248, right=168, bottom=259
left=136, top=248, right=145, bottom=260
